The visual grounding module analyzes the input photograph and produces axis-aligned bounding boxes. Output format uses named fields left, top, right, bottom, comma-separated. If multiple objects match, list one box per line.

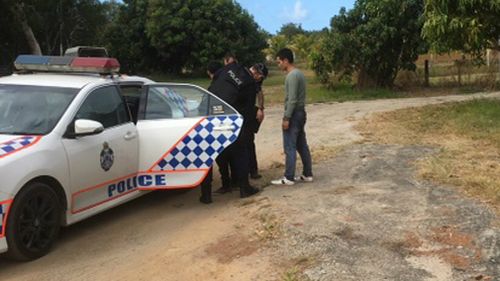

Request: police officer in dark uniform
left=208, top=60, right=236, bottom=194
left=209, top=52, right=259, bottom=198
left=248, top=63, right=268, bottom=179
left=199, top=61, right=224, bottom=204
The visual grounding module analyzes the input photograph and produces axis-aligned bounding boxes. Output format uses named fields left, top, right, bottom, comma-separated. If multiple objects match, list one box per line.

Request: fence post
left=424, top=60, right=430, bottom=87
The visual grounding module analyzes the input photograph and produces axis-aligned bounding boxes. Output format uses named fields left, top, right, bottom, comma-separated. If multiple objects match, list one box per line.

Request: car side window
left=76, top=85, right=129, bottom=128
left=144, top=85, right=235, bottom=120
left=119, top=85, right=143, bottom=123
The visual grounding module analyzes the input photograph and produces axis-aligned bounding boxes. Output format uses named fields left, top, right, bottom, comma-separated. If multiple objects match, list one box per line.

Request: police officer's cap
left=253, top=63, right=268, bottom=79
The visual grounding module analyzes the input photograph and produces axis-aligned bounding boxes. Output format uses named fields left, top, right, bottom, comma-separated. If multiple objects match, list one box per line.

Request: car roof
left=0, top=73, right=152, bottom=88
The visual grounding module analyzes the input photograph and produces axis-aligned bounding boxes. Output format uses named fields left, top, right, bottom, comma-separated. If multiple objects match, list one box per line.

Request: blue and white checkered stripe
left=154, top=115, right=242, bottom=171
left=0, top=136, right=39, bottom=158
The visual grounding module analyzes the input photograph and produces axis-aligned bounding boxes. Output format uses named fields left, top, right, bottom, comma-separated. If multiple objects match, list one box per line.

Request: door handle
left=213, top=125, right=235, bottom=131
left=124, top=132, right=137, bottom=140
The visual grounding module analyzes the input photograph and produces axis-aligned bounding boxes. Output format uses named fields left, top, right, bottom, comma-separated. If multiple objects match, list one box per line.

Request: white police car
left=0, top=55, right=242, bottom=260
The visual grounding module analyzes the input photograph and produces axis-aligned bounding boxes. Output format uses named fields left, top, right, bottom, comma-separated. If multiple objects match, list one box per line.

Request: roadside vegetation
left=151, top=62, right=499, bottom=105
left=358, top=99, right=500, bottom=210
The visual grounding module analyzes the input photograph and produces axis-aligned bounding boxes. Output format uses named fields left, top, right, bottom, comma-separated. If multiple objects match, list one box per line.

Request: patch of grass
left=358, top=98, right=500, bottom=209
left=255, top=212, right=281, bottom=241
left=310, top=83, right=399, bottom=103
left=282, top=267, right=301, bottom=281
left=280, top=256, right=315, bottom=281
left=265, top=82, right=400, bottom=105
left=394, top=99, right=500, bottom=147
left=310, top=145, right=346, bottom=163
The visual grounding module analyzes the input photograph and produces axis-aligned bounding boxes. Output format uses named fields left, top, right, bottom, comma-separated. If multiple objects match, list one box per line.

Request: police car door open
left=136, top=83, right=243, bottom=190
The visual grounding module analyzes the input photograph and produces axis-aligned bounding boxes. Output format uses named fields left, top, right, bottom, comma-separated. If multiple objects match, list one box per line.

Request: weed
left=282, top=267, right=300, bottom=281
left=255, top=212, right=281, bottom=241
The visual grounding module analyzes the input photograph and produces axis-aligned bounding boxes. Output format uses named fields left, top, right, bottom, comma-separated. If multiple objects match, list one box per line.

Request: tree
left=0, top=0, right=110, bottom=57
left=27, top=0, right=109, bottom=55
left=312, top=0, right=426, bottom=88
left=10, top=2, right=42, bottom=55
left=102, top=0, right=160, bottom=74
left=422, top=0, right=500, bottom=60
left=145, top=0, right=267, bottom=73
left=264, top=35, right=290, bottom=59
left=278, top=23, right=306, bottom=39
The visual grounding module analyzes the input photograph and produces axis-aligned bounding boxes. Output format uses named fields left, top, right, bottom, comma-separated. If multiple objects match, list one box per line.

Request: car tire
left=5, top=182, right=61, bottom=261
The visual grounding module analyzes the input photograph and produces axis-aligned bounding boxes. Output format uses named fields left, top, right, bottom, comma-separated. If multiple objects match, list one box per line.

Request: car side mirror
left=74, top=119, right=104, bottom=136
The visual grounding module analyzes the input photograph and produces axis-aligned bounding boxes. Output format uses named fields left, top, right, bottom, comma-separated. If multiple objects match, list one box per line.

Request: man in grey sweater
left=271, top=48, right=313, bottom=185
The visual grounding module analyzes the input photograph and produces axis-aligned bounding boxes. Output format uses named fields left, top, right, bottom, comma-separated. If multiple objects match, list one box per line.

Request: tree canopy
left=277, top=23, right=306, bottom=39
left=312, top=0, right=427, bottom=88
left=102, top=0, right=160, bottom=73
left=140, top=0, right=266, bottom=73
left=422, top=0, right=500, bottom=60
left=0, top=0, right=267, bottom=75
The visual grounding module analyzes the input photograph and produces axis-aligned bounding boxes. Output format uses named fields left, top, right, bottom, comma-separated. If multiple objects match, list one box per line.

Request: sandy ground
left=1, top=91, right=499, bottom=280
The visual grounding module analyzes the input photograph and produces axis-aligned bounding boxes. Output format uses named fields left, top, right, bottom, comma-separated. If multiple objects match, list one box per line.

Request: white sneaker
left=271, top=177, right=295, bottom=185
left=294, top=175, right=313, bottom=182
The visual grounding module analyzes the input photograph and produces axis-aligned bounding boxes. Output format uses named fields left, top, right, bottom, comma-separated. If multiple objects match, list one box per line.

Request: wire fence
left=396, top=51, right=500, bottom=89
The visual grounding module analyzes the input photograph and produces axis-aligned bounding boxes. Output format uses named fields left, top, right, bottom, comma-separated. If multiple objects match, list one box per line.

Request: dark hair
left=224, top=51, right=237, bottom=61
left=207, top=61, right=222, bottom=75
left=276, top=48, right=294, bottom=64
left=252, top=63, right=268, bottom=79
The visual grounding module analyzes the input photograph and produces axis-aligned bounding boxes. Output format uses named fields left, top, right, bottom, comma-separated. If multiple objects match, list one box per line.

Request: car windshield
left=0, top=84, right=79, bottom=135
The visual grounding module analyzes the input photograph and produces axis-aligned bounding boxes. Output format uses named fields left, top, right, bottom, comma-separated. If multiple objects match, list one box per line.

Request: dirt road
left=1, top=92, right=499, bottom=280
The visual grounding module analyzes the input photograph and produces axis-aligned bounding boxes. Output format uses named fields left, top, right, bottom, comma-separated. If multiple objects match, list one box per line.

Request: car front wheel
left=6, top=182, right=61, bottom=261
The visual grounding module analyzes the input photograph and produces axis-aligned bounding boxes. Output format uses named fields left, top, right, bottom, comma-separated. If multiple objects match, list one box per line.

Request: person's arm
left=256, top=89, right=264, bottom=123
left=283, top=73, right=298, bottom=129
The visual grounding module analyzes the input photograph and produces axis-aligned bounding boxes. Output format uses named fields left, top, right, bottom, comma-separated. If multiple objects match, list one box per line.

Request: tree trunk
left=11, top=2, right=42, bottom=55
left=356, top=68, right=377, bottom=89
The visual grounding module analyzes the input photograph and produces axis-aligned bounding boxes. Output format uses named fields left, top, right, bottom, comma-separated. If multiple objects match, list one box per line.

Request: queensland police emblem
left=100, top=142, right=114, bottom=171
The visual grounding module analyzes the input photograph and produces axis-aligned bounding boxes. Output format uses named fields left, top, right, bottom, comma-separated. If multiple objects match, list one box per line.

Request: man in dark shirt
left=209, top=52, right=259, bottom=198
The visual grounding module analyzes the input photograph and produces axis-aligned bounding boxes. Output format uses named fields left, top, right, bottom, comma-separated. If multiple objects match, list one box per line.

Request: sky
left=236, top=0, right=356, bottom=34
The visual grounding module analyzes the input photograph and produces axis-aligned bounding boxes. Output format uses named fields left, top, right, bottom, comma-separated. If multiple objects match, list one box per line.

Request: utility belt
left=293, top=106, right=305, bottom=112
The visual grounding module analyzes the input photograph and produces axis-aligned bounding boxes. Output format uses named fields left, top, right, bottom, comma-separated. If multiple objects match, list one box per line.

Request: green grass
left=143, top=63, right=495, bottom=106
left=411, top=99, right=500, bottom=147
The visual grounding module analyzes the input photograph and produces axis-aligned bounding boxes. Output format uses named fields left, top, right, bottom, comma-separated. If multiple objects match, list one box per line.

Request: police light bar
left=14, top=55, right=120, bottom=74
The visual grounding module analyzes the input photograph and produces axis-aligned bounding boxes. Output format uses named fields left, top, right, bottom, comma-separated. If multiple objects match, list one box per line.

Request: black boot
left=199, top=194, right=213, bottom=204
left=214, top=186, right=232, bottom=194
left=240, top=183, right=260, bottom=198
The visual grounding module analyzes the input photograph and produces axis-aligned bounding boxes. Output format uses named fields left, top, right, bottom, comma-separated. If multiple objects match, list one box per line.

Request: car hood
left=0, top=134, right=43, bottom=159
left=0, top=134, right=20, bottom=143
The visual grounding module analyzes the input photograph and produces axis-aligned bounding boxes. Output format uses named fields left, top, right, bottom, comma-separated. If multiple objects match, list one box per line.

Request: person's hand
left=256, top=108, right=264, bottom=123
left=282, top=119, right=289, bottom=130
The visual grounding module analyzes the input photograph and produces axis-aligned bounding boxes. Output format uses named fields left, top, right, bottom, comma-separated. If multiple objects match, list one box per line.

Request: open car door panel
left=136, top=83, right=242, bottom=190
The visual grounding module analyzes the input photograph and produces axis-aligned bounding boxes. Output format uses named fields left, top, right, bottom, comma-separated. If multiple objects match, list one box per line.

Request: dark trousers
left=231, top=126, right=253, bottom=196
left=200, top=167, right=213, bottom=202
left=215, top=125, right=253, bottom=196
left=216, top=145, right=234, bottom=189
left=248, top=131, right=258, bottom=175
